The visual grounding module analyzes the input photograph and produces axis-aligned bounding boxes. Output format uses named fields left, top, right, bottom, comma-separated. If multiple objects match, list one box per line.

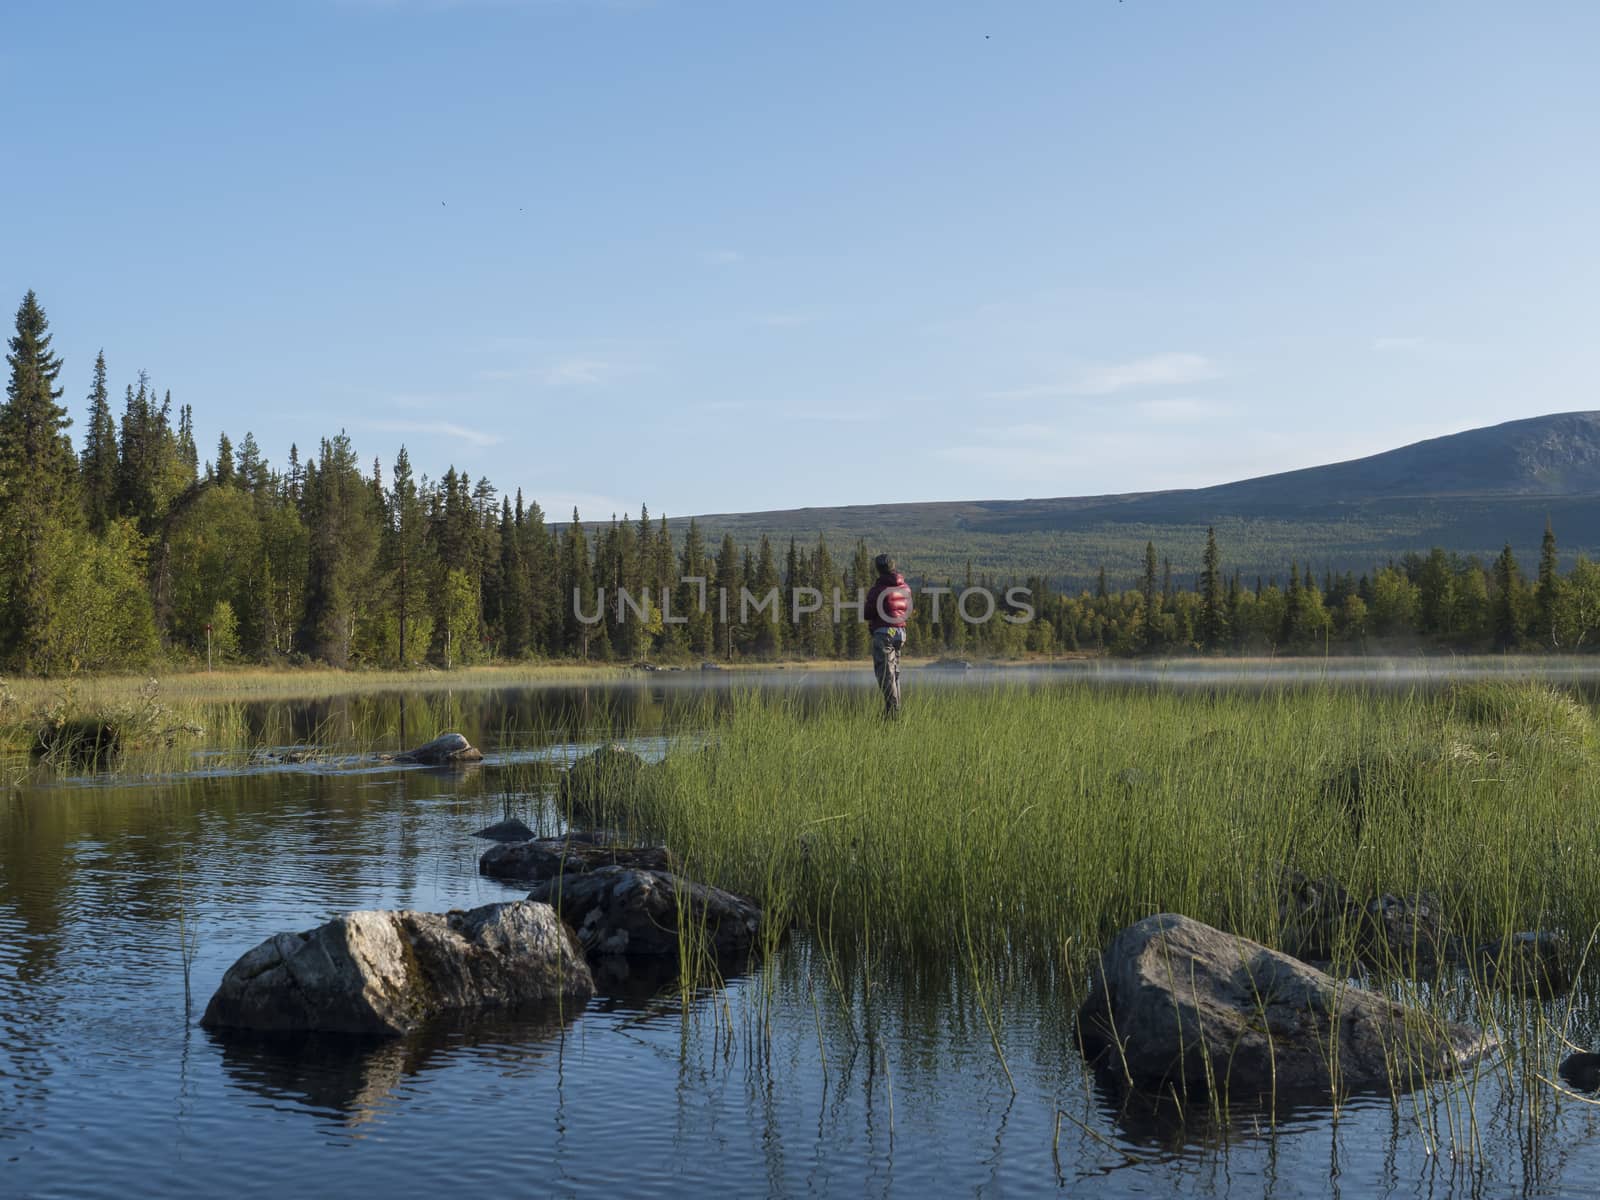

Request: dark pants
left=871, top=627, right=905, bottom=715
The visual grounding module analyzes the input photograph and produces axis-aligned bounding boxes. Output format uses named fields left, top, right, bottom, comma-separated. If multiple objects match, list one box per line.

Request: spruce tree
left=714, top=532, right=741, bottom=658
left=1140, top=541, right=1159, bottom=649
left=1536, top=519, right=1559, bottom=647
left=214, top=432, right=235, bottom=485
left=1281, top=562, right=1303, bottom=644
left=1199, top=526, right=1225, bottom=651
left=298, top=433, right=381, bottom=665
left=562, top=508, right=594, bottom=657
left=518, top=494, right=558, bottom=655
left=497, top=496, right=530, bottom=657
left=236, top=432, right=266, bottom=495
left=0, top=291, right=78, bottom=670
left=80, top=350, right=119, bottom=533
left=386, top=446, right=429, bottom=665
left=1492, top=543, right=1523, bottom=649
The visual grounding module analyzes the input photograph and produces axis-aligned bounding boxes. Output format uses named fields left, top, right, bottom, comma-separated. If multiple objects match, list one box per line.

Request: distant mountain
left=673, top=413, right=1600, bottom=588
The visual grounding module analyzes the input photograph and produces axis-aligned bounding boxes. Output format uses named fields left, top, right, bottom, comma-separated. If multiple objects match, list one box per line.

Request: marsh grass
left=616, top=681, right=1596, bottom=972
left=579, top=678, right=1600, bottom=1140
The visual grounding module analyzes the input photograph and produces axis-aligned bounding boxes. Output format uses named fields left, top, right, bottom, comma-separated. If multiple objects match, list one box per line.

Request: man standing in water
left=864, top=554, right=910, bottom=716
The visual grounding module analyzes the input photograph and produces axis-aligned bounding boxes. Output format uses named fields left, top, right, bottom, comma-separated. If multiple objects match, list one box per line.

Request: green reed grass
left=579, top=678, right=1600, bottom=1154
left=592, top=680, right=1600, bottom=985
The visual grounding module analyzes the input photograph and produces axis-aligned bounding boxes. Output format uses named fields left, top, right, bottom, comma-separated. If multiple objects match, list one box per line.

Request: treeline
left=0, top=291, right=1032, bottom=672
left=2, top=290, right=1596, bottom=674
left=1041, top=524, right=1596, bottom=656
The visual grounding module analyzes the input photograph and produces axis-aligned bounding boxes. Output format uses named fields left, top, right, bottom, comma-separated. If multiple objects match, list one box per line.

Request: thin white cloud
left=477, top=356, right=640, bottom=386
left=704, top=249, right=743, bottom=266
left=540, top=357, right=630, bottom=386
left=1132, top=397, right=1232, bottom=424
left=782, top=410, right=879, bottom=424
left=366, top=419, right=503, bottom=447
left=935, top=444, right=1086, bottom=474
left=971, top=421, right=1059, bottom=443
left=988, top=352, right=1220, bottom=401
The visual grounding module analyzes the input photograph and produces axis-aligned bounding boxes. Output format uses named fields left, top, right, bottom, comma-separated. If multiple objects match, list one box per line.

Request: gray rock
left=1561, top=1051, right=1600, bottom=1092
left=473, top=818, right=537, bottom=843
left=1078, top=913, right=1495, bottom=1099
left=1277, top=868, right=1454, bottom=971
left=1362, top=891, right=1451, bottom=970
left=479, top=837, right=672, bottom=883
left=1478, top=931, right=1572, bottom=994
left=529, top=866, right=762, bottom=959
left=201, top=900, right=593, bottom=1036
left=392, top=732, right=483, bottom=766
left=558, top=744, right=654, bottom=816
left=1278, top=869, right=1359, bottom=962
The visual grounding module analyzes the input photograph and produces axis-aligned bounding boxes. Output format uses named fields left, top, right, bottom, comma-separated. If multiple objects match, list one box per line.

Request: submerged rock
left=1561, top=1051, right=1600, bottom=1092
left=1078, top=913, right=1495, bottom=1100
left=201, top=900, right=592, bottom=1036
left=529, top=866, right=762, bottom=959
left=1362, top=891, right=1451, bottom=970
left=392, top=732, right=484, bottom=766
left=1277, top=868, right=1455, bottom=971
left=1478, top=931, right=1572, bottom=995
left=558, top=744, right=654, bottom=815
left=1278, top=869, right=1359, bottom=962
left=479, top=837, right=672, bottom=883
left=473, top=818, right=537, bottom=843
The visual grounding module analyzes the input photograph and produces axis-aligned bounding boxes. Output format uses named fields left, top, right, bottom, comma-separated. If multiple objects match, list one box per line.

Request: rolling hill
left=672, top=413, right=1600, bottom=589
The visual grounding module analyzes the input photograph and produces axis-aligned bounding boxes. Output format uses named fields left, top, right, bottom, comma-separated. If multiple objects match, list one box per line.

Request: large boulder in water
left=479, top=836, right=672, bottom=883
left=200, top=900, right=592, bottom=1036
left=1078, top=913, right=1494, bottom=1100
left=529, top=866, right=762, bottom=959
left=392, top=732, right=483, bottom=766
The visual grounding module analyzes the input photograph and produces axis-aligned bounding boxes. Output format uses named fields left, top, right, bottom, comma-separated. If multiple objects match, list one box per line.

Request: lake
left=4, top=666, right=1600, bottom=1198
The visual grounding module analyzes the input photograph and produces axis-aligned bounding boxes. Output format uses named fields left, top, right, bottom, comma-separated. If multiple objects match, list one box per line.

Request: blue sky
left=4, top=1, right=1597, bottom=521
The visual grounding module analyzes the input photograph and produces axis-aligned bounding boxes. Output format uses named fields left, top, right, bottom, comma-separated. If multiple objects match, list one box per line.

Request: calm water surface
left=5, top=667, right=1600, bottom=1198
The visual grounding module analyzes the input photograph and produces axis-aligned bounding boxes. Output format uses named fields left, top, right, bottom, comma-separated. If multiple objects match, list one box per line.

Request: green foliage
left=36, top=521, right=159, bottom=672
left=441, top=567, right=479, bottom=668
left=12, top=286, right=1600, bottom=674
left=600, top=682, right=1600, bottom=978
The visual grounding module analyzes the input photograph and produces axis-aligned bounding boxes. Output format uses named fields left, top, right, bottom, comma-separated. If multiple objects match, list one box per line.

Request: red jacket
left=865, top=572, right=910, bottom=630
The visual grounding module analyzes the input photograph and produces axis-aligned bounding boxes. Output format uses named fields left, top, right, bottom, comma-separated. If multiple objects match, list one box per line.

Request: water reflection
left=6, top=676, right=1600, bottom=1196
left=213, top=1008, right=582, bottom=1129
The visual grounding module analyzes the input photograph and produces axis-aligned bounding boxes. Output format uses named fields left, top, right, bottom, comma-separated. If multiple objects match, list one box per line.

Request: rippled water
left=4, top=671, right=1600, bottom=1197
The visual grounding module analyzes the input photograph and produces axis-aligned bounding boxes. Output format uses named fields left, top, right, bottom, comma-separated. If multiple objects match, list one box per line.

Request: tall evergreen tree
left=298, top=432, right=381, bottom=665
left=1281, top=562, right=1304, bottom=644
left=1140, top=541, right=1159, bottom=648
left=385, top=446, right=429, bottom=665
left=0, top=291, right=77, bottom=669
left=1536, top=519, right=1560, bottom=647
left=497, top=496, right=530, bottom=657
left=80, top=350, right=119, bottom=533
left=1492, top=543, right=1524, bottom=650
left=714, top=531, right=741, bottom=658
left=236, top=432, right=267, bottom=495
left=562, top=509, right=595, bottom=657
left=214, top=432, right=235, bottom=486
left=1199, top=526, right=1225, bottom=651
